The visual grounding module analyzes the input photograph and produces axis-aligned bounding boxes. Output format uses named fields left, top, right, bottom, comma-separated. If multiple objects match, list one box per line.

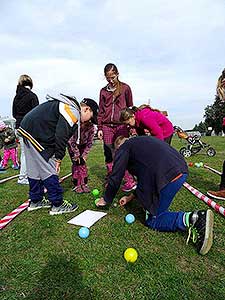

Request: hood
left=46, top=93, right=81, bottom=112
left=15, top=85, right=31, bottom=100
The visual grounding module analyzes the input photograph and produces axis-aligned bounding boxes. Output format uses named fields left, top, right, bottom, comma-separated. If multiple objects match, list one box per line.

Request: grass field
left=0, top=136, right=225, bottom=300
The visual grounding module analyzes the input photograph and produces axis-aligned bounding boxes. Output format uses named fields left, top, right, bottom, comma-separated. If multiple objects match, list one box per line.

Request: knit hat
left=0, top=121, right=6, bottom=130
left=81, top=98, right=99, bottom=124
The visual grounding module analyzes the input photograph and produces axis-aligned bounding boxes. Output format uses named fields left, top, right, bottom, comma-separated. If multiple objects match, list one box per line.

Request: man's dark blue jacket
left=104, top=136, right=188, bottom=215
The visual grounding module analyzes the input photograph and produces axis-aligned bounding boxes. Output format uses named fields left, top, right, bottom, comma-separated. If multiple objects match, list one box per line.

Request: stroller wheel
left=207, top=147, right=216, bottom=157
left=182, top=149, right=192, bottom=158
left=179, top=147, right=187, bottom=156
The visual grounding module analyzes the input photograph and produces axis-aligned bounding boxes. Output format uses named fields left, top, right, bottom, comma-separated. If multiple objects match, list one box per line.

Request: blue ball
left=125, top=213, right=135, bottom=224
left=78, top=227, right=90, bottom=238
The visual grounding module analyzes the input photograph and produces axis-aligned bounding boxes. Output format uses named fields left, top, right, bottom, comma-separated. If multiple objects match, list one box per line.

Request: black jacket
left=18, top=100, right=79, bottom=161
left=12, top=85, right=39, bottom=128
left=104, top=136, right=188, bottom=215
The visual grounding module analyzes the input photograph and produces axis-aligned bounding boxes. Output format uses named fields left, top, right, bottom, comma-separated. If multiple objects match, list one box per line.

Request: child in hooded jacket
left=68, top=99, right=96, bottom=193
left=18, top=94, right=99, bottom=215
left=12, top=74, right=39, bottom=184
left=0, top=121, right=19, bottom=171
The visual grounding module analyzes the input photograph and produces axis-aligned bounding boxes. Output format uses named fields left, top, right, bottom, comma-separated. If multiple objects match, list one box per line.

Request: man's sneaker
left=186, top=210, right=214, bottom=255
left=121, top=182, right=137, bottom=192
left=207, top=189, right=225, bottom=201
left=27, top=198, right=51, bottom=211
left=0, top=165, right=6, bottom=171
left=49, top=201, right=78, bottom=215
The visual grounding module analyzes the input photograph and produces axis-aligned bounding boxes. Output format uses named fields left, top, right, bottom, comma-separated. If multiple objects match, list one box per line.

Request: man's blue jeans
left=145, top=174, right=188, bottom=232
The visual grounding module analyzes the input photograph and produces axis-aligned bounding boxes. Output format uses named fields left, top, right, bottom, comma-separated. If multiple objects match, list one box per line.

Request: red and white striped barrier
left=0, top=174, right=19, bottom=184
left=0, top=200, right=29, bottom=230
left=44, top=172, right=72, bottom=193
left=0, top=173, right=72, bottom=230
left=59, top=172, right=72, bottom=183
left=183, top=182, right=225, bottom=218
left=203, top=164, right=222, bottom=176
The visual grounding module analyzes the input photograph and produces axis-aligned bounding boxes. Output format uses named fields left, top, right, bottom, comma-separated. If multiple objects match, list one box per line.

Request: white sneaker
left=18, top=177, right=29, bottom=185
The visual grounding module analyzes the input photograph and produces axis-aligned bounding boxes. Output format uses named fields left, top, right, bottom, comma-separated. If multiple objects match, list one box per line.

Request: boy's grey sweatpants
left=23, top=140, right=63, bottom=206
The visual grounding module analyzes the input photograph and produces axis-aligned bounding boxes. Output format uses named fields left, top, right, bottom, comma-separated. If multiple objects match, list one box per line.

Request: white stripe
left=59, top=102, right=80, bottom=127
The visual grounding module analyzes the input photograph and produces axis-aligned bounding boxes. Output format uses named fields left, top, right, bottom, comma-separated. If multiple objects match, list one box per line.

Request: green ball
left=92, top=189, right=100, bottom=197
left=94, top=198, right=100, bottom=206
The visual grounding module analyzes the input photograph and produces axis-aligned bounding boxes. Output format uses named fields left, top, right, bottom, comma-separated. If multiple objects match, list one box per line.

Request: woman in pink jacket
left=120, top=105, right=174, bottom=144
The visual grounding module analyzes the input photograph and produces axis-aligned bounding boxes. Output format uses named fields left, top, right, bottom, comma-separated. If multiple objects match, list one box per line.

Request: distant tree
left=203, top=95, right=225, bottom=135
left=192, top=121, right=207, bottom=133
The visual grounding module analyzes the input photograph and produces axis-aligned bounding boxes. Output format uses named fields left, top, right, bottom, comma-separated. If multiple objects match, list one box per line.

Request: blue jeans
left=145, top=174, right=188, bottom=232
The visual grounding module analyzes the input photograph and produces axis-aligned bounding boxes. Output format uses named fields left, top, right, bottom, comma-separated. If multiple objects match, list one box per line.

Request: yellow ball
left=124, top=248, right=138, bottom=263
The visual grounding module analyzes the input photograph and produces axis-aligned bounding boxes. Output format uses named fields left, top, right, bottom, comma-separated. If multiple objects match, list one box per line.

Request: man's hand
left=119, top=193, right=135, bottom=206
left=95, top=197, right=107, bottom=207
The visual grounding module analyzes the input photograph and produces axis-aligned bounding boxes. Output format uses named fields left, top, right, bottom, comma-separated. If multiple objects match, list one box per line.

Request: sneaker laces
left=62, top=200, right=72, bottom=208
left=186, top=225, right=199, bottom=245
left=42, top=197, right=50, bottom=205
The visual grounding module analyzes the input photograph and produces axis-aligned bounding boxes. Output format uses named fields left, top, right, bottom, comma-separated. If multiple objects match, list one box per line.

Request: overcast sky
left=0, top=0, right=224, bottom=129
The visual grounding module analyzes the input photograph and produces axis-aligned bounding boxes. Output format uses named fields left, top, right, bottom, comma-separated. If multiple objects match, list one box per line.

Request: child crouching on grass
left=96, top=135, right=214, bottom=255
left=68, top=98, right=97, bottom=193
left=0, top=121, right=19, bottom=171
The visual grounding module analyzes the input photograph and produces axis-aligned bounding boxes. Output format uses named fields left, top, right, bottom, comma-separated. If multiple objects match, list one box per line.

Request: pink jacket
left=98, top=82, right=133, bottom=130
left=135, top=108, right=174, bottom=140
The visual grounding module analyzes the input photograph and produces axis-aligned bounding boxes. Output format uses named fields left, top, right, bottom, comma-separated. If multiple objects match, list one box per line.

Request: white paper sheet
left=67, top=210, right=107, bottom=228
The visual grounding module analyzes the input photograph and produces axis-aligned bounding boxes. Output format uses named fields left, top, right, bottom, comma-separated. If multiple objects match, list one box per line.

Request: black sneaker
left=186, top=210, right=214, bottom=255
left=49, top=201, right=78, bottom=215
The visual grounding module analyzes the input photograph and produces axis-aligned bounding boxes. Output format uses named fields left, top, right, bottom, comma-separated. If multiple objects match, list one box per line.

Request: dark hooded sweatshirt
left=12, top=85, right=39, bottom=128
left=104, top=136, right=188, bottom=215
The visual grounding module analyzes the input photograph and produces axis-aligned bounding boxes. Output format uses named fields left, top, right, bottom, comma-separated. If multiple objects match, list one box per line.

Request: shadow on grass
left=89, top=164, right=106, bottom=183
left=123, top=200, right=146, bottom=225
left=25, top=254, right=94, bottom=300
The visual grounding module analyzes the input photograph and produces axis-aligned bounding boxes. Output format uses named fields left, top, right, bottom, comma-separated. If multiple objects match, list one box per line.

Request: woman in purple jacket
left=97, top=63, right=136, bottom=192
left=120, top=105, right=174, bottom=144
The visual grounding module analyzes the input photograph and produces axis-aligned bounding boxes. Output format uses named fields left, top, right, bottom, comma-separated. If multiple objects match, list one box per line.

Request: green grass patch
left=1, top=136, right=225, bottom=299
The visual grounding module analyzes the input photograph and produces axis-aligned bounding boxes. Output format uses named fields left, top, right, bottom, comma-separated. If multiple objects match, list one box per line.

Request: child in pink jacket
left=120, top=105, right=174, bottom=144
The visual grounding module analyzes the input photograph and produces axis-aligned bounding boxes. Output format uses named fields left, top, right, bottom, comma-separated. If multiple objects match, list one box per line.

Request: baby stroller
left=174, top=126, right=216, bottom=158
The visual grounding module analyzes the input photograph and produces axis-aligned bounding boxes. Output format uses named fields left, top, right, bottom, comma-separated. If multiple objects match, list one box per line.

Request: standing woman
left=97, top=63, right=136, bottom=192
left=12, top=74, right=39, bottom=184
left=120, top=105, right=174, bottom=144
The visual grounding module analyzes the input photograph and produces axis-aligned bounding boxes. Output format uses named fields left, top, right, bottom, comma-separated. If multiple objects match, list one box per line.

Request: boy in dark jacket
left=18, top=93, right=98, bottom=215
left=96, top=136, right=214, bottom=255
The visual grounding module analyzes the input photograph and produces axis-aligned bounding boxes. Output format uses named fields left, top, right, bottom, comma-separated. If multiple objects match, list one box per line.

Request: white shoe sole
left=199, top=209, right=214, bottom=255
left=207, top=191, right=225, bottom=201
left=49, top=205, right=78, bottom=216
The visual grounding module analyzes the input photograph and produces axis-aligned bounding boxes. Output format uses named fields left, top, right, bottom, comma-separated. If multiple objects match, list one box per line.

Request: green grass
left=1, top=136, right=225, bottom=300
